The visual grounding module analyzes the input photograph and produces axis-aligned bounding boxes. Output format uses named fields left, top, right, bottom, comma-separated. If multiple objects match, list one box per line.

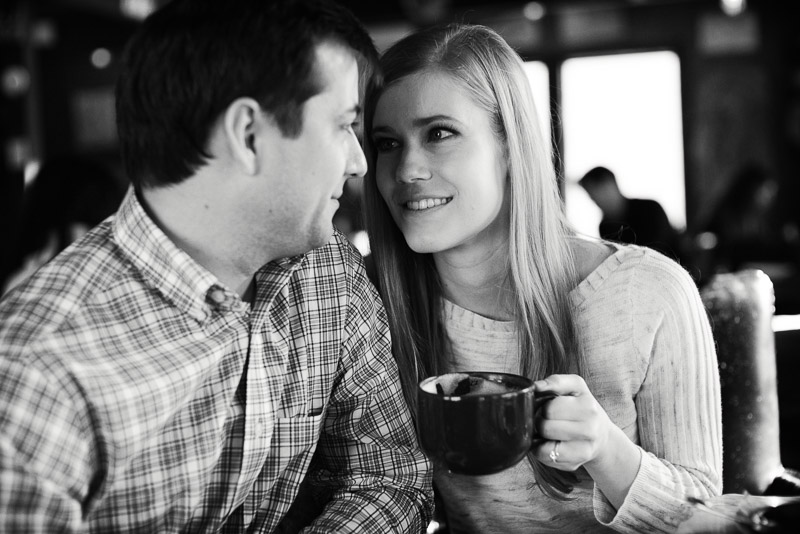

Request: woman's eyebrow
left=412, top=114, right=456, bottom=127
left=371, top=114, right=459, bottom=134
left=370, top=125, right=394, bottom=135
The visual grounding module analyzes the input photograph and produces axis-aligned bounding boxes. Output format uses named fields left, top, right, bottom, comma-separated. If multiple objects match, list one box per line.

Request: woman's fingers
left=533, top=439, right=588, bottom=471
left=534, top=374, right=590, bottom=397
left=536, top=391, right=599, bottom=422
left=535, top=415, right=593, bottom=441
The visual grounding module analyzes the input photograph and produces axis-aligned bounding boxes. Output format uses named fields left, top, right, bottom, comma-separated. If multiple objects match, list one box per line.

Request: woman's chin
left=403, top=236, right=448, bottom=255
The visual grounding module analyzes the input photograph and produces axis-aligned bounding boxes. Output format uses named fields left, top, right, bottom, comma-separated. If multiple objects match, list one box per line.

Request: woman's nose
left=395, top=147, right=431, bottom=183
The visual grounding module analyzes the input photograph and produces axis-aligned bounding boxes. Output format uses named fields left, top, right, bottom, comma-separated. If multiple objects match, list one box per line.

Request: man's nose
left=347, top=138, right=368, bottom=178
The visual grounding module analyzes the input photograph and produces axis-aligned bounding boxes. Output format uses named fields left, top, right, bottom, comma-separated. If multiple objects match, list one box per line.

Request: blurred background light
left=720, top=0, right=747, bottom=17
left=120, top=0, right=157, bottom=20
left=24, top=160, right=41, bottom=188
left=523, top=2, right=546, bottom=22
left=5, top=137, right=31, bottom=172
left=90, top=48, right=112, bottom=69
left=31, top=19, right=57, bottom=47
left=1, top=66, right=31, bottom=98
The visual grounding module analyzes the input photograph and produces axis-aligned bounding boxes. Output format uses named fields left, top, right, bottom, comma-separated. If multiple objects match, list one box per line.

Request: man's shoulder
left=629, top=197, right=661, bottom=207
left=629, top=197, right=669, bottom=218
left=301, top=231, right=370, bottom=282
left=0, top=222, right=137, bottom=356
left=291, top=230, right=380, bottom=310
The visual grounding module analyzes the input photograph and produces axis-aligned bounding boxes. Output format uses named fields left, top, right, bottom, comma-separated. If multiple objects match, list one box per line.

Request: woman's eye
left=374, top=138, right=398, bottom=152
left=429, top=128, right=454, bottom=142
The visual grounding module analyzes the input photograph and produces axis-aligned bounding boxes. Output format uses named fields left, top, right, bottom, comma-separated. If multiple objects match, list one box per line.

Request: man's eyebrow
left=343, top=104, right=362, bottom=117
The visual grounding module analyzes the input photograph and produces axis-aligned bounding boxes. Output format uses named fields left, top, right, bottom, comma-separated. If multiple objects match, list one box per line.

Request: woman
left=362, top=23, right=721, bottom=533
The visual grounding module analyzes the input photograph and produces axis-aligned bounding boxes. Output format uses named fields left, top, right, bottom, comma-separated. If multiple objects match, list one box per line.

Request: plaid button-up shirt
left=0, top=189, right=432, bottom=533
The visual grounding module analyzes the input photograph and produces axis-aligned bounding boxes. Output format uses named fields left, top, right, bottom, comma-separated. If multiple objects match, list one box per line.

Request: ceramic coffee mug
left=417, top=371, right=536, bottom=475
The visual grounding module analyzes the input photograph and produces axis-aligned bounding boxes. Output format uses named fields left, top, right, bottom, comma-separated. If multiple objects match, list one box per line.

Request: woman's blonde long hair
left=362, top=23, right=582, bottom=497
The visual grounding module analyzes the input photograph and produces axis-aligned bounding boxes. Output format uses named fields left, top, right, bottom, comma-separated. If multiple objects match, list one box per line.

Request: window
left=560, top=51, right=685, bottom=236
left=522, top=61, right=550, bottom=149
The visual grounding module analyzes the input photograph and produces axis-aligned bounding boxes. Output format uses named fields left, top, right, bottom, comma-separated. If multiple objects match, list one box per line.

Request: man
left=579, top=166, right=679, bottom=258
left=0, top=0, right=432, bottom=532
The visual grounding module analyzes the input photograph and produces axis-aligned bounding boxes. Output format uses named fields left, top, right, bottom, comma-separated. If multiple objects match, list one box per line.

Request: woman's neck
left=433, top=241, right=514, bottom=321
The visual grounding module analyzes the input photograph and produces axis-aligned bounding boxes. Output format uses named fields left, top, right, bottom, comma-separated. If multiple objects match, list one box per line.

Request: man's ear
left=223, top=97, right=262, bottom=175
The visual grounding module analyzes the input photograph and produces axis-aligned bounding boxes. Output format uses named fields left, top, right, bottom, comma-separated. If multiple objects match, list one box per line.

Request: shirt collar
left=111, top=187, right=313, bottom=322
left=112, top=187, right=221, bottom=323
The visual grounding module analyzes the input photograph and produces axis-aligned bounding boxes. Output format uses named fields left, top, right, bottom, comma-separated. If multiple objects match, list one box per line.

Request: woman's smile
left=404, top=197, right=453, bottom=211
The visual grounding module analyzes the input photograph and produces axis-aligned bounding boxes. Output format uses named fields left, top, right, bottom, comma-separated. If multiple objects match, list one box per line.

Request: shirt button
left=209, top=289, right=227, bottom=304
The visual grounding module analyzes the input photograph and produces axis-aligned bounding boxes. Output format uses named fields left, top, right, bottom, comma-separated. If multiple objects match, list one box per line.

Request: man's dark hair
left=116, top=0, right=378, bottom=189
left=578, top=166, right=617, bottom=189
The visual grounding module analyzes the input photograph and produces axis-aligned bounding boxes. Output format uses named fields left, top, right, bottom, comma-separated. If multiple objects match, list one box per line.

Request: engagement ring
left=549, top=441, right=560, bottom=463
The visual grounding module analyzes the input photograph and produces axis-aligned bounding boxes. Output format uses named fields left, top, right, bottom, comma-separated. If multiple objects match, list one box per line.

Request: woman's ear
left=222, top=97, right=262, bottom=175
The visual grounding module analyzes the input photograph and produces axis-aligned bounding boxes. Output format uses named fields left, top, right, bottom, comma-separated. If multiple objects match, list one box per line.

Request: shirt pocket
left=268, top=413, right=325, bottom=477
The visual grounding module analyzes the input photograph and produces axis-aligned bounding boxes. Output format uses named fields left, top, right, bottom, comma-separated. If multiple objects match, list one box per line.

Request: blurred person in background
left=579, top=166, right=680, bottom=259
left=695, top=163, right=800, bottom=313
left=704, top=163, right=800, bottom=274
left=0, top=0, right=432, bottom=532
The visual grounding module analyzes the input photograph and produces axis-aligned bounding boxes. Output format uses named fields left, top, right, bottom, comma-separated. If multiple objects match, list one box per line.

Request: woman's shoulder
left=570, top=239, right=699, bottom=305
left=570, top=237, right=615, bottom=281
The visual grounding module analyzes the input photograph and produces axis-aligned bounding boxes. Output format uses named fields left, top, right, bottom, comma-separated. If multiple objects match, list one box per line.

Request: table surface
left=677, top=494, right=800, bottom=533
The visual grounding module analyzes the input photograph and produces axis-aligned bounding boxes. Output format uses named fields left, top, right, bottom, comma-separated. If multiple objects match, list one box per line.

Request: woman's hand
left=533, top=374, right=641, bottom=510
left=532, top=374, right=613, bottom=471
